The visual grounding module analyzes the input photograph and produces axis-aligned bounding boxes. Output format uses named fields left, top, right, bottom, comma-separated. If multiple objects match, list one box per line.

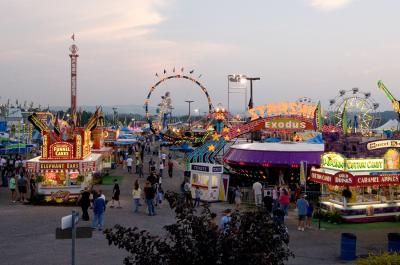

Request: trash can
left=340, top=233, right=357, bottom=260
left=388, top=233, right=400, bottom=252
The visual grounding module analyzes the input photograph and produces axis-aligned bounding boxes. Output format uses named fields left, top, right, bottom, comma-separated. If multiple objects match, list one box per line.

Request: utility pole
left=185, top=100, right=194, bottom=127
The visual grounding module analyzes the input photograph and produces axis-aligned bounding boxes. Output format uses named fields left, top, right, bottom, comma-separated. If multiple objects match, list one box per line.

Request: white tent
left=373, top=119, right=400, bottom=131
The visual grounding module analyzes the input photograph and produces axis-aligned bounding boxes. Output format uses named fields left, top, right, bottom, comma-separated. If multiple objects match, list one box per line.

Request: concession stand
left=189, top=163, right=230, bottom=202
left=310, top=150, right=400, bottom=222
left=27, top=109, right=103, bottom=203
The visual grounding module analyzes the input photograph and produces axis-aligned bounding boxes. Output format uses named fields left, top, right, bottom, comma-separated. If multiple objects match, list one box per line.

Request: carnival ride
left=377, top=80, right=400, bottom=119
left=328, top=88, right=379, bottom=133
left=144, top=71, right=213, bottom=134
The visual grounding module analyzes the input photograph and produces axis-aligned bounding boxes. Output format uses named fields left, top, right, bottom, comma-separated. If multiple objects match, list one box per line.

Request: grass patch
left=102, top=175, right=123, bottom=185
left=313, top=219, right=400, bottom=230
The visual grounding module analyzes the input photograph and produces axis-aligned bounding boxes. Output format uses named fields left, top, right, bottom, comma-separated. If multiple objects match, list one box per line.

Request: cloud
left=308, top=0, right=353, bottom=11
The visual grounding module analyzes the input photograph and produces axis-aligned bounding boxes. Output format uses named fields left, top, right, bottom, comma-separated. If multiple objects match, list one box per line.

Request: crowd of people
left=227, top=181, right=315, bottom=231
left=0, top=155, right=37, bottom=203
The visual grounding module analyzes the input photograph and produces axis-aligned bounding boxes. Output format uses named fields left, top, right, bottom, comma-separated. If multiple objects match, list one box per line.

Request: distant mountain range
left=49, top=104, right=190, bottom=115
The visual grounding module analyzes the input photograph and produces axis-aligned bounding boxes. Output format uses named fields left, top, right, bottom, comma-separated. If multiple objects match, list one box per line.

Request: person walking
left=296, top=194, right=309, bottom=231
left=263, top=190, right=273, bottom=213
left=138, top=162, right=144, bottom=178
left=159, top=160, right=164, bottom=177
left=252, top=181, right=263, bottom=207
left=183, top=180, right=192, bottom=207
left=220, top=209, right=232, bottom=233
left=29, top=174, right=36, bottom=201
left=306, top=200, right=314, bottom=229
left=126, top=156, right=133, bottom=173
left=9, top=175, right=17, bottom=203
left=110, top=179, right=121, bottom=208
left=272, top=186, right=279, bottom=210
left=78, top=187, right=91, bottom=221
left=17, top=174, right=28, bottom=203
left=194, top=186, right=202, bottom=207
left=161, top=152, right=167, bottom=166
left=132, top=180, right=141, bottom=213
left=148, top=157, right=154, bottom=173
left=92, top=191, right=106, bottom=231
left=234, top=186, right=242, bottom=210
left=167, top=160, right=174, bottom=178
left=135, top=158, right=140, bottom=174
left=143, top=181, right=156, bottom=216
left=279, top=188, right=290, bottom=216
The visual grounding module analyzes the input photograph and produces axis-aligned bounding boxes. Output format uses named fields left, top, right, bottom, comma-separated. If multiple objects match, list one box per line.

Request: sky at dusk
left=1, top=0, right=400, bottom=114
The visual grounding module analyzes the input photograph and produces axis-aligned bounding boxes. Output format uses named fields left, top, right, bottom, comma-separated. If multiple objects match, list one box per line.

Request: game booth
left=189, top=163, right=230, bottom=202
left=310, top=149, right=400, bottom=222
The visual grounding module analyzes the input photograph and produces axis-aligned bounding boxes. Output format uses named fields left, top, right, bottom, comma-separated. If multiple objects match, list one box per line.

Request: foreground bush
left=104, top=191, right=293, bottom=265
left=357, top=252, right=400, bottom=265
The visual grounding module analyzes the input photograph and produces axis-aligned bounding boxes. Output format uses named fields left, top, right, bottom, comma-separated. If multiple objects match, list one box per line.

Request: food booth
left=189, top=163, right=229, bottom=202
left=27, top=110, right=103, bottom=203
left=310, top=150, right=400, bottom=222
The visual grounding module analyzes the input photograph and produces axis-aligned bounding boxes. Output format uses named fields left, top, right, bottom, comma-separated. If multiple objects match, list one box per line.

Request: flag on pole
left=53, top=116, right=61, bottom=136
left=300, top=161, right=306, bottom=186
left=71, top=33, right=75, bottom=41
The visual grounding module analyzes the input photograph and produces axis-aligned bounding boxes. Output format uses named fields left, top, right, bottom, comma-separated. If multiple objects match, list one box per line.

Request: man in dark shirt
left=92, top=191, right=106, bottom=230
left=143, top=181, right=156, bottom=216
left=263, top=190, right=273, bottom=213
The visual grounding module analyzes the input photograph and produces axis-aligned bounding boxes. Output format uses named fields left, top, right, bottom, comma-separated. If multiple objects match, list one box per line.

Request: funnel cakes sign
left=49, top=142, right=74, bottom=160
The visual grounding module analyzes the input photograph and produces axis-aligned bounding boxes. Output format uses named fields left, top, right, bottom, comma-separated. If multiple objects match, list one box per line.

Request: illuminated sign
left=345, top=158, right=384, bottom=172
left=367, top=140, right=400, bottom=150
left=321, top=153, right=384, bottom=172
left=248, top=102, right=317, bottom=121
left=333, top=172, right=354, bottom=185
left=40, top=163, right=79, bottom=170
left=321, top=153, right=345, bottom=171
left=311, top=170, right=400, bottom=186
left=310, top=171, right=332, bottom=185
left=49, top=142, right=74, bottom=159
left=264, top=117, right=312, bottom=130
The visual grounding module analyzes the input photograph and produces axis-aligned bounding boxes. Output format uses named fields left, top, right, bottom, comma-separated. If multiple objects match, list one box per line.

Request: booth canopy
left=224, top=142, right=324, bottom=166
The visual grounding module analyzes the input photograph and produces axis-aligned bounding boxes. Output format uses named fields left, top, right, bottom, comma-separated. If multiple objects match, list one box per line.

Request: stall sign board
left=264, top=117, right=314, bottom=131
left=40, top=162, right=80, bottom=170
left=367, top=140, right=400, bottom=150
left=248, top=102, right=317, bottom=121
left=191, top=164, right=210, bottom=172
left=310, top=171, right=333, bottom=185
left=49, top=142, right=74, bottom=160
left=212, top=166, right=223, bottom=173
left=345, top=158, right=384, bottom=172
left=310, top=170, right=400, bottom=186
left=333, top=172, right=354, bottom=185
left=321, top=153, right=345, bottom=171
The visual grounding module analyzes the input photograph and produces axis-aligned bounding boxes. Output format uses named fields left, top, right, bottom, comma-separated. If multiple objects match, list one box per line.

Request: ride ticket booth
left=189, top=163, right=229, bottom=202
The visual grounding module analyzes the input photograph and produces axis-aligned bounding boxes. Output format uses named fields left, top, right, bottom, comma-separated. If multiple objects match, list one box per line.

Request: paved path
left=0, top=151, right=395, bottom=264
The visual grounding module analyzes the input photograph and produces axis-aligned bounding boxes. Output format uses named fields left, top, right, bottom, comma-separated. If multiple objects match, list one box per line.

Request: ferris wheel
left=144, top=69, right=214, bottom=134
left=328, top=88, right=380, bottom=132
